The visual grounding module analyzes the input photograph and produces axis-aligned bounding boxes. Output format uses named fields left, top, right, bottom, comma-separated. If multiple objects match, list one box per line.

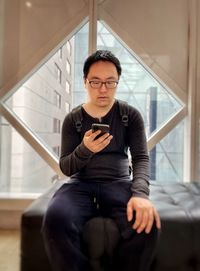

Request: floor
left=0, top=230, right=20, bottom=271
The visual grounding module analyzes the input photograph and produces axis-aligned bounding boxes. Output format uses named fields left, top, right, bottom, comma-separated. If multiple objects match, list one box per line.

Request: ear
left=83, top=77, right=87, bottom=88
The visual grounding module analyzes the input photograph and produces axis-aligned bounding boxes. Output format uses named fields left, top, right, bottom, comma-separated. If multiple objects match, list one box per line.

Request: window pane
left=73, top=23, right=89, bottom=107
left=0, top=117, right=55, bottom=194
left=95, top=21, right=184, bottom=182
left=150, top=121, right=184, bottom=182
left=1, top=23, right=88, bottom=194
left=97, top=21, right=182, bottom=134
left=198, top=119, right=200, bottom=181
left=5, top=42, right=73, bottom=157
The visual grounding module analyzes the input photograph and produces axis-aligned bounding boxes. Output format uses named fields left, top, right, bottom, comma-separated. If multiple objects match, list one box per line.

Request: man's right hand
left=83, top=129, right=113, bottom=153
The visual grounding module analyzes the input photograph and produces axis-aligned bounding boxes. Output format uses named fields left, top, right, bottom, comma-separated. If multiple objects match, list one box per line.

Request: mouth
left=98, top=96, right=108, bottom=99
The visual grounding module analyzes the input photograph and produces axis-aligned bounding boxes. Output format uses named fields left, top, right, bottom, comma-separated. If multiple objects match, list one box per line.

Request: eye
left=106, top=81, right=118, bottom=88
left=106, top=81, right=115, bottom=85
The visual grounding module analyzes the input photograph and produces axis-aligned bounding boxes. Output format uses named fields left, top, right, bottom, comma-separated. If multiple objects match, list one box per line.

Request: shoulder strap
left=118, top=100, right=129, bottom=127
left=71, top=100, right=129, bottom=133
left=71, top=105, right=83, bottom=133
left=118, top=100, right=131, bottom=174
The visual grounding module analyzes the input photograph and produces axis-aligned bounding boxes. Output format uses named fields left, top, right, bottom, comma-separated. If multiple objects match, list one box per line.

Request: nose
left=99, top=83, right=108, bottom=92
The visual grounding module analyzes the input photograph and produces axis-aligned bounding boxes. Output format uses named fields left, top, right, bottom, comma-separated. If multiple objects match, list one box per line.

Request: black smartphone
left=92, top=123, right=110, bottom=139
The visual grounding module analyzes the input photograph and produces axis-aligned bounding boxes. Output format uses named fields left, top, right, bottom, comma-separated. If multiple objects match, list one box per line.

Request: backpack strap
left=117, top=100, right=132, bottom=174
left=71, top=100, right=129, bottom=133
left=71, top=105, right=83, bottom=133
left=118, top=100, right=129, bottom=127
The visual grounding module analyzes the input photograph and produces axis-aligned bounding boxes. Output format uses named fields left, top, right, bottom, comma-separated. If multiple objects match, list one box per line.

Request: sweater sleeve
left=128, top=106, right=150, bottom=199
left=59, top=113, right=94, bottom=176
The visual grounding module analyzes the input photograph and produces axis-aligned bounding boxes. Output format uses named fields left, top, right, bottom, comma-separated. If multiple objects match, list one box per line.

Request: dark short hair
left=83, top=50, right=122, bottom=79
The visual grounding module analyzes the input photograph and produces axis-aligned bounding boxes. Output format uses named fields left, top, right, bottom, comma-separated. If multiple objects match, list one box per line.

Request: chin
left=97, top=100, right=110, bottom=107
left=96, top=97, right=113, bottom=106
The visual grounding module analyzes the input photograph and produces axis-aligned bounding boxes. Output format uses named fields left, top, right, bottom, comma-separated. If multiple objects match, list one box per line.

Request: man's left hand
left=127, top=197, right=161, bottom=234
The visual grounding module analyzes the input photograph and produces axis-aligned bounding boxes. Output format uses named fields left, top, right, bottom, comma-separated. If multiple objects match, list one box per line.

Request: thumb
left=127, top=203, right=133, bottom=222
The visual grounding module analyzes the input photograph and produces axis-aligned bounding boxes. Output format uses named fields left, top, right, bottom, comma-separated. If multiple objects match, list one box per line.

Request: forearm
left=59, top=142, right=94, bottom=176
left=130, top=155, right=150, bottom=199
left=128, top=107, right=150, bottom=199
left=131, top=178, right=149, bottom=199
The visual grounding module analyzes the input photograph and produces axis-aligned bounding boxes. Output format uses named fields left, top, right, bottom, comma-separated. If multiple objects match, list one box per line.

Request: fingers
left=85, top=129, right=110, bottom=142
left=135, top=209, right=161, bottom=234
left=84, top=129, right=93, bottom=136
left=133, top=209, right=143, bottom=231
left=95, top=132, right=113, bottom=145
left=127, top=197, right=161, bottom=234
left=85, top=129, right=101, bottom=141
left=94, top=134, right=113, bottom=152
left=83, top=129, right=113, bottom=153
left=154, top=207, right=161, bottom=230
left=133, top=210, right=152, bottom=234
left=127, top=203, right=133, bottom=222
left=143, top=207, right=161, bottom=234
left=143, top=209, right=154, bottom=234
left=90, top=130, right=102, bottom=140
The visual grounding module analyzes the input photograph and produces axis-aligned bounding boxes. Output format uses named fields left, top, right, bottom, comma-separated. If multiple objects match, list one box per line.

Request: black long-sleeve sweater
left=59, top=100, right=150, bottom=199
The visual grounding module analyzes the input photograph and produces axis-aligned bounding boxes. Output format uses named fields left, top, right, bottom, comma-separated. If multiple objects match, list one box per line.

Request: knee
left=148, top=221, right=160, bottom=242
left=137, top=222, right=160, bottom=249
left=42, top=201, right=74, bottom=238
left=128, top=222, right=160, bottom=246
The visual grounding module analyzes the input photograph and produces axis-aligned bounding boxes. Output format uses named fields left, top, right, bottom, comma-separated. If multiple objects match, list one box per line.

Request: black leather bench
left=20, top=181, right=200, bottom=271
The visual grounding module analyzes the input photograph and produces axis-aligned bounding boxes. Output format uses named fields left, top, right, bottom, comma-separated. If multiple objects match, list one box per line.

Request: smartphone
left=92, top=123, right=110, bottom=139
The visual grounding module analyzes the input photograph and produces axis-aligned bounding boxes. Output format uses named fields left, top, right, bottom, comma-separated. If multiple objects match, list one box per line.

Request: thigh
left=43, top=182, right=96, bottom=232
left=100, top=181, right=133, bottom=239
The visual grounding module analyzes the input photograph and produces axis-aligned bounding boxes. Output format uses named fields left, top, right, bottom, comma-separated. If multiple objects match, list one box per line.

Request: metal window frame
left=0, top=0, right=198, bottom=201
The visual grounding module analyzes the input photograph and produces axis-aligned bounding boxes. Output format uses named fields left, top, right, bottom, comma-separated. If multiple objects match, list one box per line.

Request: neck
left=83, top=100, right=115, bottom=119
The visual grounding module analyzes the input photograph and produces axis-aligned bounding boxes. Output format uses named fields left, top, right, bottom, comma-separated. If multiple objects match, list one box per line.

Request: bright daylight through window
left=0, top=21, right=184, bottom=194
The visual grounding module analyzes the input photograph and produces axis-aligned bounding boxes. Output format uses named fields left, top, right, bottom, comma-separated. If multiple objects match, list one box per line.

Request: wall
left=98, top=0, right=188, bottom=103
left=0, top=0, right=88, bottom=100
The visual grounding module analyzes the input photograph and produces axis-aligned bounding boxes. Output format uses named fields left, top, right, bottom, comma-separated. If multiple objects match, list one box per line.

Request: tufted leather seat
left=149, top=182, right=200, bottom=271
left=20, top=181, right=200, bottom=271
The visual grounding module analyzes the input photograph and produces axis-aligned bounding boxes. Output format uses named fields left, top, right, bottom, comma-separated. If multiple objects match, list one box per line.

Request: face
left=84, top=60, right=119, bottom=108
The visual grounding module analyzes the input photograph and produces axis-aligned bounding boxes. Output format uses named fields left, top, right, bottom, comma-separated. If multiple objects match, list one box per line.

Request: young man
left=42, top=50, right=161, bottom=271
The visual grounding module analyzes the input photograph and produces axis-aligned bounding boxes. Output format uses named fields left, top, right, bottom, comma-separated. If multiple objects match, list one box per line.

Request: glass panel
left=0, top=117, right=55, bottom=194
left=73, top=23, right=89, bottom=107
left=150, top=121, right=184, bottom=182
left=198, top=119, right=200, bottom=181
left=4, top=24, right=89, bottom=156
left=1, top=23, right=89, bottom=194
left=0, top=14, right=185, bottom=198
left=95, top=21, right=184, bottom=182
left=0, top=24, right=88, bottom=196
left=97, top=21, right=182, bottom=136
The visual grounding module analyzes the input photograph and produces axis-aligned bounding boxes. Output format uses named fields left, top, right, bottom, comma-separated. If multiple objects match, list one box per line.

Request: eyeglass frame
left=86, top=78, right=119, bottom=89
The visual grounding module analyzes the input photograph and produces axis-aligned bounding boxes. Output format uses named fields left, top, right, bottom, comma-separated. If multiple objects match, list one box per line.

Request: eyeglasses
left=86, top=79, right=118, bottom=89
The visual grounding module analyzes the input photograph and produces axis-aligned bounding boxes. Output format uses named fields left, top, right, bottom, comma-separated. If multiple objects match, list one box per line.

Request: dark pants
left=42, top=180, right=159, bottom=271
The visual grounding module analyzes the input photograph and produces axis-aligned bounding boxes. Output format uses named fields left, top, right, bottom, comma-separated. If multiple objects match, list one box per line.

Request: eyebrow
left=89, top=76, right=118, bottom=80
